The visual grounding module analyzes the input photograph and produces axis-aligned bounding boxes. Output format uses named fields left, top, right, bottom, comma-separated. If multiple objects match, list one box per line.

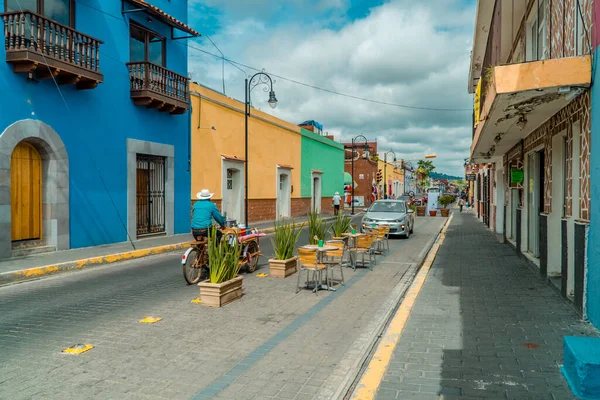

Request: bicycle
left=181, top=227, right=264, bottom=285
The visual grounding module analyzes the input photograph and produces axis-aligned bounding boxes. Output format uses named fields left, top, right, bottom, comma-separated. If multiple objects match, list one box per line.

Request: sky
left=187, top=0, right=477, bottom=177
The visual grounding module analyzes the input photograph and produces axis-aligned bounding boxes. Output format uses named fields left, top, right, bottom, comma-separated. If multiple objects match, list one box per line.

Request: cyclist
left=191, top=189, right=226, bottom=243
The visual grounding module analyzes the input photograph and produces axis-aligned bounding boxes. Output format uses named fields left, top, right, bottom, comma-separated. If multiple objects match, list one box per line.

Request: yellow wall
left=190, top=83, right=302, bottom=201
left=377, top=159, right=404, bottom=196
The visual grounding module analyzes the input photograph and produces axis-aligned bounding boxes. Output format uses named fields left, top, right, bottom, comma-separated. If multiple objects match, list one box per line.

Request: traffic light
left=376, top=169, right=383, bottom=183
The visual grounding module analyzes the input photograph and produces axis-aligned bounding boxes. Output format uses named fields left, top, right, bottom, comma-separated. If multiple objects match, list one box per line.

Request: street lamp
left=382, top=150, right=396, bottom=199
left=245, top=72, right=277, bottom=227
left=351, top=134, right=369, bottom=215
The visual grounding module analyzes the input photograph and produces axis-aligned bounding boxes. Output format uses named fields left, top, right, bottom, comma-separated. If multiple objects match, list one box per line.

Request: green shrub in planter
left=207, top=227, right=242, bottom=284
left=439, top=195, right=456, bottom=209
left=330, top=213, right=352, bottom=238
left=272, top=219, right=303, bottom=260
left=308, top=211, right=328, bottom=245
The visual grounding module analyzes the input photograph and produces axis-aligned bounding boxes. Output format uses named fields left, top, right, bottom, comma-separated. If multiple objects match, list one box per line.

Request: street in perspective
left=2, top=0, right=600, bottom=400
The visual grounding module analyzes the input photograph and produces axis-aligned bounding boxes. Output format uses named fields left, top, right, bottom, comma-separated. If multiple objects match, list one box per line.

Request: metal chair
left=323, top=240, right=346, bottom=286
left=297, top=248, right=327, bottom=295
left=347, top=233, right=376, bottom=270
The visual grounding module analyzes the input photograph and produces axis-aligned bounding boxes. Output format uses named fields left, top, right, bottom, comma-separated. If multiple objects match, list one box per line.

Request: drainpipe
left=187, top=100, right=192, bottom=173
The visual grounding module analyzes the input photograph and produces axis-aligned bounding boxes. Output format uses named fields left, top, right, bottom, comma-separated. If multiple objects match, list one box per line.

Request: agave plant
left=307, top=211, right=328, bottom=245
left=330, top=213, right=351, bottom=238
left=272, top=219, right=303, bottom=260
left=207, top=227, right=242, bottom=284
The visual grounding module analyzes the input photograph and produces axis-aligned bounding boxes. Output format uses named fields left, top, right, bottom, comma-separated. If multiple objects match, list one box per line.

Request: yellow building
left=189, top=83, right=344, bottom=223
left=377, top=158, right=404, bottom=199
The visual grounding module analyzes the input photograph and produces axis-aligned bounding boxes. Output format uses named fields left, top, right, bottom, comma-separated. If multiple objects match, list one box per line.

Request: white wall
left=495, top=167, right=505, bottom=234
left=548, top=133, right=565, bottom=276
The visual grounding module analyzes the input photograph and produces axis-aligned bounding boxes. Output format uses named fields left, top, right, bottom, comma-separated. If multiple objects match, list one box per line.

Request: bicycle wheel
left=245, top=241, right=260, bottom=273
left=183, top=247, right=202, bottom=285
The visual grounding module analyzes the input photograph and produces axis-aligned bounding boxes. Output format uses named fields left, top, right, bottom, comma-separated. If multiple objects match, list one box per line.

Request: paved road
left=0, top=216, right=446, bottom=400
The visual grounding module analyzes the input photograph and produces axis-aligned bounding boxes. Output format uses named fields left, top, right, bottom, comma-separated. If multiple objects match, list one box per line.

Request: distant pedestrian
left=459, top=197, right=465, bottom=213
left=332, top=191, right=341, bottom=215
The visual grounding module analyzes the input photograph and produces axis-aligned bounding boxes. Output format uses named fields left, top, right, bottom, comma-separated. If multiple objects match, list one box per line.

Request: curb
left=0, top=242, right=194, bottom=286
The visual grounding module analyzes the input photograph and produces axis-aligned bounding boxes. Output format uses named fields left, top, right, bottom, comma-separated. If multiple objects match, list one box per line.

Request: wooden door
left=11, top=142, right=42, bottom=241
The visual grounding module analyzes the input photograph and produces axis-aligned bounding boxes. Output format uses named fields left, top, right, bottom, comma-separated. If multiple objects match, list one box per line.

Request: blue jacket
left=191, top=200, right=226, bottom=229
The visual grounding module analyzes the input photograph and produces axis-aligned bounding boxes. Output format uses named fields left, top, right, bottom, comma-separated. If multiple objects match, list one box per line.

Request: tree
left=416, top=160, right=435, bottom=190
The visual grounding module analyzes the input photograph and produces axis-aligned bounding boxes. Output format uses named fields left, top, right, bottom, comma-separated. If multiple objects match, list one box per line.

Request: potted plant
left=330, top=213, right=352, bottom=240
left=416, top=204, right=426, bottom=216
left=308, top=211, right=328, bottom=245
left=429, top=209, right=437, bottom=216
left=269, top=219, right=303, bottom=278
left=198, top=227, right=243, bottom=307
left=439, top=195, right=456, bottom=217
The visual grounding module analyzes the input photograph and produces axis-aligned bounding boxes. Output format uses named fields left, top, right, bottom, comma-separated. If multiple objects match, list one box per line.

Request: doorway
left=11, top=141, right=42, bottom=242
left=136, top=154, right=166, bottom=236
left=222, top=166, right=243, bottom=222
left=311, top=172, right=322, bottom=213
left=277, top=168, right=291, bottom=218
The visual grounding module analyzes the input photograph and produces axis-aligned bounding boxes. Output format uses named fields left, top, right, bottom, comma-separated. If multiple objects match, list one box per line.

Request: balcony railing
left=1, top=10, right=103, bottom=89
left=126, top=61, right=189, bottom=115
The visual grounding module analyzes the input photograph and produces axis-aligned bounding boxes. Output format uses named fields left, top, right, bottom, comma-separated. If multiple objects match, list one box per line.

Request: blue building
left=0, top=0, right=196, bottom=258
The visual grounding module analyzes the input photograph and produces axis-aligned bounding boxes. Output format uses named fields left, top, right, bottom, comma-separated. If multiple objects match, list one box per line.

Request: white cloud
left=188, top=0, right=475, bottom=176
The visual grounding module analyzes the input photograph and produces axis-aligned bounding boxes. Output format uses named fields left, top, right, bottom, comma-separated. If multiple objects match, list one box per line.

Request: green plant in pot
left=330, top=213, right=351, bottom=240
left=269, top=219, right=303, bottom=278
left=439, top=195, right=456, bottom=217
left=308, top=211, right=328, bottom=245
left=198, top=227, right=244, bottom=307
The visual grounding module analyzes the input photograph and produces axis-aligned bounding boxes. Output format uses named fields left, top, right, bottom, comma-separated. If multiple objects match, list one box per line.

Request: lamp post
left=382, top=150, right=396, bottom=199
left=245, top=72, right=277, bottom=227
left=351, top=134, right=369, bottom=215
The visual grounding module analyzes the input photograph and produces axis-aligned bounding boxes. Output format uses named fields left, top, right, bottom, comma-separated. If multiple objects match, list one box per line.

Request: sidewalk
left=0, top=212, right=343, bottom=286
left=365, top=212, right=598, bottom=400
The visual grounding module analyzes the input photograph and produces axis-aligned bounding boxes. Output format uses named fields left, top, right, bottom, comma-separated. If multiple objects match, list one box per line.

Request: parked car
left=361, top=200, right=415, bottom=238
left=398, top=194, right=414, bottom=207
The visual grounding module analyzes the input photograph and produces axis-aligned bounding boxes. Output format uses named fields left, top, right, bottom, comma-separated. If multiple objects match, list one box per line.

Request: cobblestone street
left=0, top=216, right=446, bottom=400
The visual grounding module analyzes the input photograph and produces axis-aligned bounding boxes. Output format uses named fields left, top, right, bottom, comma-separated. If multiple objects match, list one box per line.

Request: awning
left=123, top=0, right=200, bottom=37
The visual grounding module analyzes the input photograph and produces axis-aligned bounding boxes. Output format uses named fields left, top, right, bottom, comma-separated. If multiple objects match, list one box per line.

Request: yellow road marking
left=256, top=273, right=269, bottom=277
left=191, top=298, right=202, bottom=304
left=62, top=344, right=94, bottom=355
left=139, top=316, right=162, bottom=324
left=352, top=215, right=453, bottom=400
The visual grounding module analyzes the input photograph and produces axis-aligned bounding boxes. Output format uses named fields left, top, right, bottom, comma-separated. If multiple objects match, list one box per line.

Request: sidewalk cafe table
left=300, top=244, right=337, bottom=292
left=341, top=232, right=365, bottom=268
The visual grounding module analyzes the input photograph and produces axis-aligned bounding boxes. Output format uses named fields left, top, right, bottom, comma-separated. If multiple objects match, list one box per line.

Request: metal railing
left=2, top=10, right=102, bottom=73
left=126, top=61, right=189, bottom=103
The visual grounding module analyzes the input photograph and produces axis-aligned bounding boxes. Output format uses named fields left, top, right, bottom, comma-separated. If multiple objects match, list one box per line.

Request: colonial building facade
left=469, top=0, right=592, bottom=314
left=0, top=0, right=194, bottom=258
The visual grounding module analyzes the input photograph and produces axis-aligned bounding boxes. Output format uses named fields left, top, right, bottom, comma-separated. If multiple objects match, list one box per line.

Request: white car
left=361, top=200, right=415, bottom=238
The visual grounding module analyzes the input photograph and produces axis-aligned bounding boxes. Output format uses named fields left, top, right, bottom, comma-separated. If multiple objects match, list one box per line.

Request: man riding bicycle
left=191, top=189, right=226, bottom=243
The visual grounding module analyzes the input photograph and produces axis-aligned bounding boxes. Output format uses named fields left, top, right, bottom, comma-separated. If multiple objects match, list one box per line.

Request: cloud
left=188, top=0, right=476, bottom=176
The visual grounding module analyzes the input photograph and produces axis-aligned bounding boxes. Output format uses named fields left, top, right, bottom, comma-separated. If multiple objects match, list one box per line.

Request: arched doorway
left=11, top=142, right=42, bottom=242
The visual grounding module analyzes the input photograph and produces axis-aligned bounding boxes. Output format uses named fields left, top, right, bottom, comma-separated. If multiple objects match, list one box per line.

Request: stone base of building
left=192, top=197, right=337, bottom=223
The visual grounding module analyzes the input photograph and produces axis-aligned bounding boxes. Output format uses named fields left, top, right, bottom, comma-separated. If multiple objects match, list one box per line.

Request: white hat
left=196, top=189, right=214, bottom=200
left=335, top=191, right=339, bottom=195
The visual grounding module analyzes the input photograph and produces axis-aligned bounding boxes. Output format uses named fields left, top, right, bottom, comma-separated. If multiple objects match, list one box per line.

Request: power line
left=76, top=0, right=471, bottom=112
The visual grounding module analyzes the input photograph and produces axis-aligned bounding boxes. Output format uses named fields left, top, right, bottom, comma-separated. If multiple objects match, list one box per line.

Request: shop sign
left=511, top=169, right=524, bottom=183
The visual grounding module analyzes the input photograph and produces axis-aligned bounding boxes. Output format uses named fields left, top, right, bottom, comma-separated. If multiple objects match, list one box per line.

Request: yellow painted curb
left=1, top=241, right=194, bottom=285
left=351, top=214, right=453, bottom=400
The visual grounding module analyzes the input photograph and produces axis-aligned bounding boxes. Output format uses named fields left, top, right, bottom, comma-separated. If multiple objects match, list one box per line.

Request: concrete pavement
left=355, top=212, right=598, bottom=400
left=0, top=215, right=446, bottom=400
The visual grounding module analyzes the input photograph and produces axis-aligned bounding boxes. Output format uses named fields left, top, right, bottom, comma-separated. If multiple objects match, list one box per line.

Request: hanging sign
left=474, top=78, right=482, bottom=127
left=510, top=169, right=524, bottom=183
left=466, top=174, right=476, bottom=181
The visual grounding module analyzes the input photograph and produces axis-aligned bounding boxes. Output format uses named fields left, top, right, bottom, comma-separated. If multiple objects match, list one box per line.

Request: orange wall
left=190, top=83, right=302, bottom=201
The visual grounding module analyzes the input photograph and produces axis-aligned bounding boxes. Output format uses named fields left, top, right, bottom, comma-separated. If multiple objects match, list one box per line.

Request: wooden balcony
left=1, top=10, right=103, bottom=89
left=126, top=61, right=189, bottom=115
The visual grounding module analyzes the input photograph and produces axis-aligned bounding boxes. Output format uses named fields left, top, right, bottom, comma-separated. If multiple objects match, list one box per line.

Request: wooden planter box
left=441, top=208, right=450, bottom=217
left=429, top=210, right=437, bottom=217
left=198, top=275, right=243, bottom=307
left=269, top=257, right=298, bottom=278
left=416, top=206, right=426, bottom=216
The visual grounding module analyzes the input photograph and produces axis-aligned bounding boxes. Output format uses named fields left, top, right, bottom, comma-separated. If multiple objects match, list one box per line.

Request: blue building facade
left=0, top=0, right=195, bottom=258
